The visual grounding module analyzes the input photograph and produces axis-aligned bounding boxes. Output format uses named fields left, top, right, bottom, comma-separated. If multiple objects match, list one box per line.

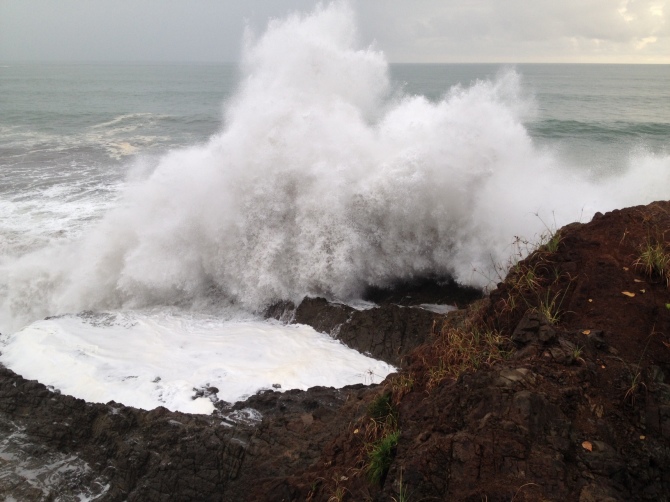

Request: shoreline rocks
left=1, top=201, right=669, bottom=501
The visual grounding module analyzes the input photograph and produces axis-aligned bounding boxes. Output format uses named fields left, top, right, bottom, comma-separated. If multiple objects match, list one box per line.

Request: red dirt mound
left=288, top=201, right=670, bottom=502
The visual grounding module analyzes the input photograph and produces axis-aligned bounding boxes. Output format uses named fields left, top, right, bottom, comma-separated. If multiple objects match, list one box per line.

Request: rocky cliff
left=1, top=201, right=668, bottom=501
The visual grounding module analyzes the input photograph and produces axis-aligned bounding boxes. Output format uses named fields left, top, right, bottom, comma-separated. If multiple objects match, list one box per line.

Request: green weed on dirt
left=635, top=237, right=670, bottom=286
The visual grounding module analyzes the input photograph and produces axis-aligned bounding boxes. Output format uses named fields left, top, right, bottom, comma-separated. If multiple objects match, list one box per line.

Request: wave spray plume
left=1, top=3, right=669, bottom=332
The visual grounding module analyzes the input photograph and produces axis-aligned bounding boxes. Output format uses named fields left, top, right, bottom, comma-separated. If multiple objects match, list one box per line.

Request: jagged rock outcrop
left=294, top=297, right=440, bottom=366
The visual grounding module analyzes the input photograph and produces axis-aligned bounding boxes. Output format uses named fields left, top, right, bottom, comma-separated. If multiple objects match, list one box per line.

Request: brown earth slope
left=0, top=201, right=668, bottom=501
left=287, top=200, right=670, bottom=502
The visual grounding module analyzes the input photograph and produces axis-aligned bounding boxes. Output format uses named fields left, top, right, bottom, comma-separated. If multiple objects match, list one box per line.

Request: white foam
left=0, top=312, right=394, bottom=414
left=416, top=304, right=458, bottom=314
left=339, top=299, right=379, bottom=311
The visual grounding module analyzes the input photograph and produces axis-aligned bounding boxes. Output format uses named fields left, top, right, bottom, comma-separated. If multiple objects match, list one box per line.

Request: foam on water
left=0, top=177, right=123, bottom=256
left=0, top=311, right=393, bottom=413
left=1, top=3, right=669, bottom=332
left=0, top=114, right=170, bottom=162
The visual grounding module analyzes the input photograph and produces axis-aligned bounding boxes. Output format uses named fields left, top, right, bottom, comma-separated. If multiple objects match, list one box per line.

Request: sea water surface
left=1, top=5, right=669, bottom=414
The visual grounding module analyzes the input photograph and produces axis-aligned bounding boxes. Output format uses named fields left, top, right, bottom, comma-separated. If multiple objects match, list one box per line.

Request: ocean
left=1, top=7, right=669, bottom=414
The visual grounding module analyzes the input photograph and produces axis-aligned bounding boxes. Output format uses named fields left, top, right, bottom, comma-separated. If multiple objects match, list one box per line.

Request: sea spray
left=1, top=3, right=669, bottom=333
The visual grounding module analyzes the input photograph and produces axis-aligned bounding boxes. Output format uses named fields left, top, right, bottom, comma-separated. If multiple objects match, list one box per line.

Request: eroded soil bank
left=1, top=201, right=669, bottom=501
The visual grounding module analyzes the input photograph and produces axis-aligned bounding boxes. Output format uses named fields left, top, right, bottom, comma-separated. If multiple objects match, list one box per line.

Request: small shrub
left=425, top=305, right=509, bottom=390
left=357, top=393, right=402, bottom=486
left=535, top=212, right=562, bottom=254
left=544, top=231, right=562, bottom=253
left=623, top=328, right=658, bottom=405
left=368, top=393, right=397, bottom=427
left=506, top=261, right=543, bottom=297
left=389, top=373, right=414, bottom=404
left=326, top=484, right=347, bottom=502
left=391, top=467, right=410, bottom=502
left=624, top=369, right=645, bottom=405
left=534, top=289, right=567, bottom=325
left=496, top=256, right=575, bottom=331
left=635, top=237, right=670, bottom=286
left=426, top=359, right=448, bottom=391
left=366, top=430, right=400, bottom=484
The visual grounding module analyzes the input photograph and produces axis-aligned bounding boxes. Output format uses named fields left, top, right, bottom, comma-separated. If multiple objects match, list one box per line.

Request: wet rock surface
left=269, top=278, right=482, bottom=366
left=0, top=364, right=375, bottom=501
left=0, top=201, right=669, bottom=501
left=294, top=297, right=440, bottom=366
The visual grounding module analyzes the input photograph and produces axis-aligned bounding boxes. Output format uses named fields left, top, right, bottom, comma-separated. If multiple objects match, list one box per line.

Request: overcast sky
left=1, top=0, right=668, bottom=63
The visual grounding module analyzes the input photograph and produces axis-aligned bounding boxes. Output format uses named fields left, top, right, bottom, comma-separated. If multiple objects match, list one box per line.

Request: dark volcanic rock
left=0, top=365, right=250, bottom=501
left=0, top=365, right=370, bottom=501
left=512, top=310, right=557, bottom=345
left=269, top=278, right=483, bottom=367
left=362, top=277, right=483, bottom=308
left=294, top=297, right=441, bottom=366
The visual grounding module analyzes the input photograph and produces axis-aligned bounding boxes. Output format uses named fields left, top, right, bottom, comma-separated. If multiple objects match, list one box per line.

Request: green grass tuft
left=635, top=237, right=670, bottom=286
left=368, top=393, right=398, bottom=426
left=366, top=430, right=400, bottom=484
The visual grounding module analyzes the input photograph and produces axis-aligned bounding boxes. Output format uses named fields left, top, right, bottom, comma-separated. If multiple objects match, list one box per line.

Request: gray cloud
left=355, top=0, right=669, bottom=62
left=0, top=0, right=316, bottom=62
left=1, top=0, right=668, bottom=63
